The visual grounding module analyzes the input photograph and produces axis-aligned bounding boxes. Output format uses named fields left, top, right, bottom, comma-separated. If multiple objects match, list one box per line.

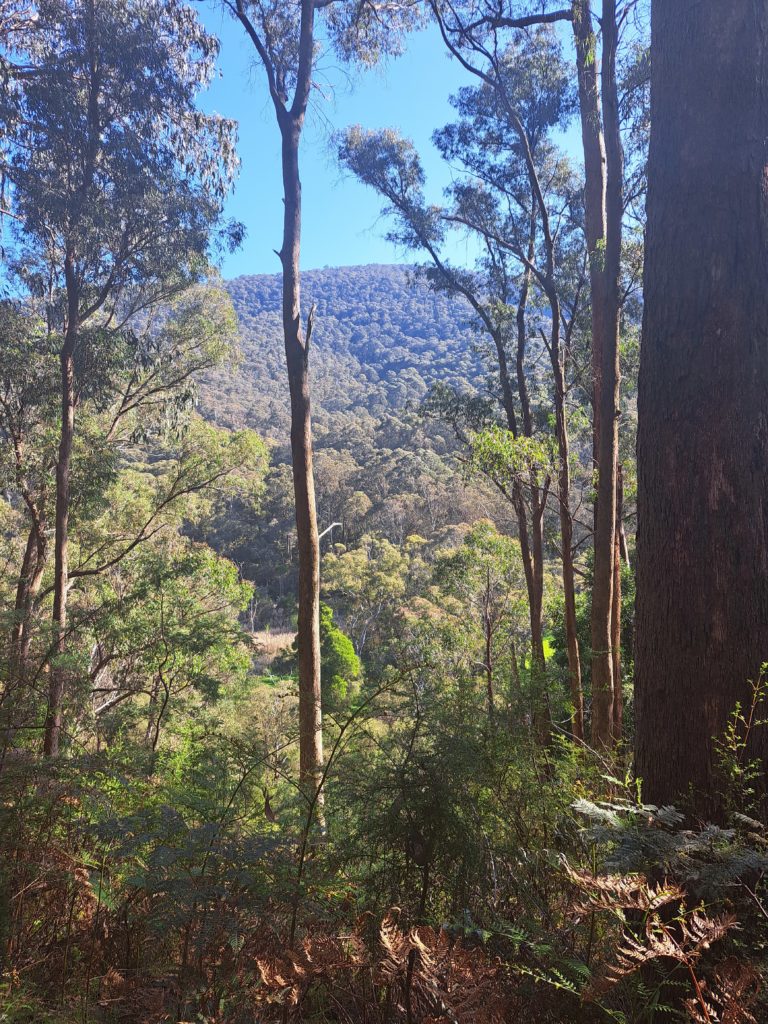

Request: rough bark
left=635, top=0, right=768, bottom=811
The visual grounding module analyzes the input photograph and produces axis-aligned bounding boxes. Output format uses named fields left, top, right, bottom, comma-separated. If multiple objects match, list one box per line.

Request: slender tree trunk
left=515, top=208, right=536, bottom=439
left=15, top=524, right=46, bottom=681
left=600, top=0, right=623, bottom=742
left=573, top=0, right=622, bottom=747
left=635, top=0, right=768, bottom=812
left=44, top=256, right=78, bottom=758
left=548, top=291, right=584, bottom=741
left=493, top=257, right=548, bottom=734
left=512, top=485, right=546, bottom=673
left=144, top=677, right=160, bottom=748
left=483, top=599, right=495, bottom=726
left=611, top=466, right=623, bottom=741
left=2, top=528, right=37, bottom=748
left=232, top=0, right=324, bottom=797
left=512, top=249, right=549, bottom=733
left=279, top=114, right=323, bottom=796
left=614, top=483, right=626, bottom=741
left=529, top=492, right=550, bottom=742
left=3, top=524, right=46, bottom=750
left=9, top=527, right=38, bottom=682
left=44, top=340, right=76, bottom=757
left=510, top=638, right=522, bottom=704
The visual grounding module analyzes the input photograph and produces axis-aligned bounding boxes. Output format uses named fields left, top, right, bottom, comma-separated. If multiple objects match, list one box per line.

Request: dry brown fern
left=375, top=909, right=513, bottom=1023
left=254, top=928, right=366, bottom=1009
left=565, top=862, right=685, bottom=914
left=684, top=958, right=761, bottom=1024
left=586, top=910, right=738, bottom=1001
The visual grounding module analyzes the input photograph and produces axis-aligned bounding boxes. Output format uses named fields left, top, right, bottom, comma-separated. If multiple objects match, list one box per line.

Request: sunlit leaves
left=467, top=423, right=556, bottom=490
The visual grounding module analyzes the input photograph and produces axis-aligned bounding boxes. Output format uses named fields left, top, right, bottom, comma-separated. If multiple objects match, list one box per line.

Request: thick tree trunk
left=635, top=0, right=768, bottom=812
left=279, top=116, right=323, bottom=795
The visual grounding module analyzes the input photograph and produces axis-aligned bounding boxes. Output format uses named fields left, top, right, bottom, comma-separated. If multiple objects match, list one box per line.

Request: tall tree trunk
left=601, top=0, right=623, bottom=739
left=43, top=251, right=79, bottom=757
left=611, top=467, right=623, bottom=741
left=573, top=0, right=622, bottom=747
left=483, top=595, right=495, bottom=726
left=548, top=290, right=584, bottom=741
left=492, top=254, right=548, bottom=735
left=512, top=249, right=549, bottom=734
left=233, top=0, right=325, bottom=798
left=44, top=337, right=76, bottom=757
left=279, top=112, right=323, bottom=797
left=635, top=0, right=768, bottom=812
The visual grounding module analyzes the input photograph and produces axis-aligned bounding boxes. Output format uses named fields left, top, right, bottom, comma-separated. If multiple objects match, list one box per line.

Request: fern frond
left=564, top=861, right=685, bottom=913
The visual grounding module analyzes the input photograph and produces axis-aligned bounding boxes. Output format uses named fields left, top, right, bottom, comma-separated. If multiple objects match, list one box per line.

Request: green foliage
left=4, top=0, right=238, bottom=301
left=273, top=602, right=362, bottom=711
left=320, top=603, right=362, bottom=709
left=468, top=425, right=557, bottom=491
left=549, top=554, right=636, bottom=711
left=714, top=668, right=768, bottom=819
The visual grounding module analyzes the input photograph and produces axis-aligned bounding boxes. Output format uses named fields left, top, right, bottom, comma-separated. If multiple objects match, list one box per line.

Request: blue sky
left=199, top=11, right=484, bottom=279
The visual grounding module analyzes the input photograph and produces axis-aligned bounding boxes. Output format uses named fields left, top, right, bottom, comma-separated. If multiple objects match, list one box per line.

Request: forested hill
left=198, top=264, right=499, bottom=605
left=202, top=264, right=486, bottom=446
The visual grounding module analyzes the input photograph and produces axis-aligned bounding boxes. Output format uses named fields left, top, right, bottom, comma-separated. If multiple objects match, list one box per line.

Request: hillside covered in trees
left=3, top=2, right=768, bottom=1024
left=199, top=265, right=519, bottom=614
left=206, top=264, right=488, bottom=437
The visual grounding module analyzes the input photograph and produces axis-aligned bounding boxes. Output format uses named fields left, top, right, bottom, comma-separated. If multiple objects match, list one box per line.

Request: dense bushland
left=2, top=0, right=768, bottom=1021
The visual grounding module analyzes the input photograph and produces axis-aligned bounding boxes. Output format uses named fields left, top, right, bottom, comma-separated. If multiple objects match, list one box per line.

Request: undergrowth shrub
left=2, top=677, right=768, bottom=1023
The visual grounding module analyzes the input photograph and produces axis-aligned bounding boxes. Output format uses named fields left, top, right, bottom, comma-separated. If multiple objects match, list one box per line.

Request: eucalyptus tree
left=636, top=0, right=768, bottom=812
left=0, top=304, right=58, bottom=715
left=432, top=520, right=525, bottom=725
left=220, top=0, right=422, bottom=795
left=427, top=0, right=634, bottom=746
left=0, top=284, right=242, bottom=741
left=68, top=417, right=266, bottom=749
left=2, top=0, right=238, bottom=755
left=338, top=27, right=590, bottom=739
